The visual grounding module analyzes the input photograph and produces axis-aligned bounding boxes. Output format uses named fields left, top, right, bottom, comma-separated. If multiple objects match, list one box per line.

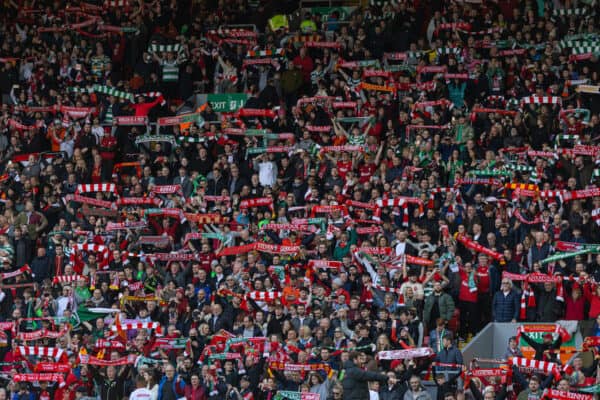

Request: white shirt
left=56, top=296, right=71, bottom=317
left=258, top=161, right=277, bottom=187
left=395, top=241, right=406, bottom=256
left=129, top=388, right=153, bottom=400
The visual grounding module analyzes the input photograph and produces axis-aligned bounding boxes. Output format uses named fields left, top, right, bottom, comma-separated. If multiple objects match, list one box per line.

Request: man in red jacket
left=475, top=253, right=491, bottom=326
left=130, top=94, right=164, bottom=117
left=292, top=47, right=314, bottom=85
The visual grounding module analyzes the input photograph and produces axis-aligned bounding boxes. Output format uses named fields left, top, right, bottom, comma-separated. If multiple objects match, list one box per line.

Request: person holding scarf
left=458, top=262, right=479, bottom=341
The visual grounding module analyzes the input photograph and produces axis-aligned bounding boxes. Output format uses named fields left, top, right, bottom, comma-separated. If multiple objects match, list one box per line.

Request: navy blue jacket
left=30, top=254, right=51, bottom=283
left=492, top=289, right=520, bottom=322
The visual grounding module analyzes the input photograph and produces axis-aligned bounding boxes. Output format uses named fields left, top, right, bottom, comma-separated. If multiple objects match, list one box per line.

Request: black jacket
left=341, top=360, right=388, bottom=400
left=520, top=332, right=562, bottom=361
left=30, top=254, right=51, bottom=283
left=209, top=313, right=232, bottom=334
left=94, top=365, right=130, bottom=400
left=380, top=382, right=407, bottom=400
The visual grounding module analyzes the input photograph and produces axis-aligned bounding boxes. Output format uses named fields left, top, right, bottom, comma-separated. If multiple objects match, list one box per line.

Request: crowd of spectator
left=0, top=0, right=600, bottom=399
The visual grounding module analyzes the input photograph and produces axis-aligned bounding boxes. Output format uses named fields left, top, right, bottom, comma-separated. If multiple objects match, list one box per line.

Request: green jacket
left=332, top=229, right=357, bottom=261
left=423, top=292, right=455, bottom=327
left=14, top=210, right=48, bottom=240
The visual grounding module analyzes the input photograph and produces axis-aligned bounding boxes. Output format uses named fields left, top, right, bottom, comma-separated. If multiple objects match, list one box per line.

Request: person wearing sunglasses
left=330, top=383, right=344, bottom=399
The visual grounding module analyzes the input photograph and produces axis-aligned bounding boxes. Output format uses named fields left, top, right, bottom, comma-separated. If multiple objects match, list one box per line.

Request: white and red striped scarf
left=561, top=187, right=600, bottom=202
left=428, top=187, right=461, bottom=208
left=73, top=243, right=108, bottom=253
left=247, top=291, right=282, bottom=302
left=76, top=183, right=117, bottom=194
left=72, top=243, right=110, bottom=268
left=511, top=356, right=560, bottom=379
left=111, top=321, right=163, bottom=335
left=18, top=346, right=65, bottom=360
left=377, top=196, right=425, bottom=215
left=538, top=190, right=566, bottom=200
left=53, top=275, right=88, bottom=284
left=520, top=96, right=562, bottom=105
left=377, top=197, right=424, bottom=227
left=371, top=283, right=404, bottom=296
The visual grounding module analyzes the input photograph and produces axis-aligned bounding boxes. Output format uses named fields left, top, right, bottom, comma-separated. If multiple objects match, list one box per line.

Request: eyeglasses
left=502, top=281, right=510, bottom=285
left=333, top=392, right=341, bottom=396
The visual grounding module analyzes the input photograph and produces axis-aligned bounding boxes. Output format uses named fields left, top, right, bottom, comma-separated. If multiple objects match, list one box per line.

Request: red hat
left=543, top=333, right=553, bottom=340
left=391, top=360, right=402, bottom=370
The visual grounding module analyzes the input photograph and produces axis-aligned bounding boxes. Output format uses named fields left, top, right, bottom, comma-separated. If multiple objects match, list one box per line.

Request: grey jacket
left=404, top=388, right=432, bottom=400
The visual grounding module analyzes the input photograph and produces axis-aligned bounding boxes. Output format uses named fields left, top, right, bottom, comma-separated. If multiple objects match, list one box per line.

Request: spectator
left=342, top=352, right=394, bottom=400
left=404, top=375, right=432, bottom=400
left=423, top=280, right=455, bottom=332
left=492, top=278, right=520, bottom=323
